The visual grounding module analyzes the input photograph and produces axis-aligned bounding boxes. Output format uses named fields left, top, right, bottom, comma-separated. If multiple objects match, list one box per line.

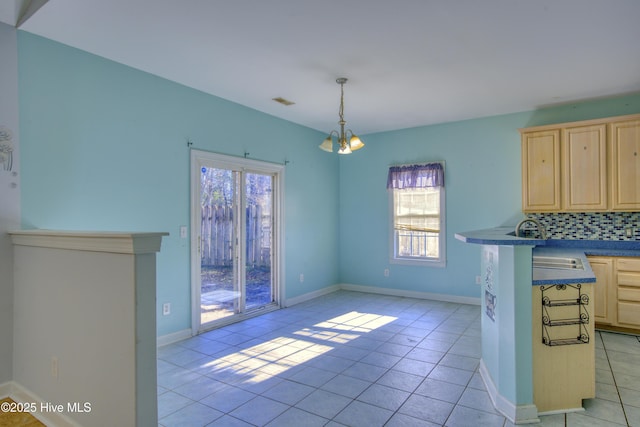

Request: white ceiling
left=4, top=0, right=640, bottom=134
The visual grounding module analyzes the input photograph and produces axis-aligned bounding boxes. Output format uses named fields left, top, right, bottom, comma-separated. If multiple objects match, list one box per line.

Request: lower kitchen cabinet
left=616, top=258, right=640, bottom=328
left=532, top=283, right=595, bottom=413
left=590, top=256, right=640, bottom=332
left=587, top=256, right=615, bottom=325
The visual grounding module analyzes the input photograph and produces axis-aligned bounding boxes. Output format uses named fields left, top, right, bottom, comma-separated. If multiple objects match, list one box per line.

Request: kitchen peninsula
left=455, top=227, right=640, bottom=424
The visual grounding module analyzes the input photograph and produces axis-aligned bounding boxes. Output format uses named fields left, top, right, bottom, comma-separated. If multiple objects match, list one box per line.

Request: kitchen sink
left=532, top=255, right=584, bottom=270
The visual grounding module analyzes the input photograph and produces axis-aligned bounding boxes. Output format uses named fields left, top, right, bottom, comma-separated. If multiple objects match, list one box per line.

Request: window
left=388, top=163, right=445, bottom=267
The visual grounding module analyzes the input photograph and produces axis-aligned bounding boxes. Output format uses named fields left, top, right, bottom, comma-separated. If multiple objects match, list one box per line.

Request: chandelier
left=319, top=78, right=365, bottom=154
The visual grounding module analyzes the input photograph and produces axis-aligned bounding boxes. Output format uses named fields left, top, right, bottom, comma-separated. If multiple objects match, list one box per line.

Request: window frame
left=388, top=163, right=446, bottom=268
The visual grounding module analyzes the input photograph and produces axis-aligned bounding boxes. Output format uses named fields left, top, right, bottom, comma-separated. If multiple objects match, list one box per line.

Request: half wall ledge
left=8, top=229, right=169, bottom=254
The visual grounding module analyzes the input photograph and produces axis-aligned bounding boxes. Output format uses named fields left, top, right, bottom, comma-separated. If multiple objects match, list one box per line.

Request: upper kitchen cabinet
left=520, top=114, right=640, bottom=213
left=521, top=130, right=561, bottom=212
left=562, top=124, right=607, bottom=211
left=610, top=119, right=640, bottom=211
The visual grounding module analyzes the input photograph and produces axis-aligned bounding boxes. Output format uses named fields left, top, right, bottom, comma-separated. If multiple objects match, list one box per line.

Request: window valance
left=386, top=163, right=444, bottom=189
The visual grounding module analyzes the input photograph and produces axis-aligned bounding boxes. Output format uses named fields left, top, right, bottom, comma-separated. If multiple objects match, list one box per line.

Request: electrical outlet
left=476, top=275, right=482, bottom=285
left=384, top=268, right=390, bottom=277
left=163, top=303, right=171, bottom=316
left=299, top=274, right=304, bottom=283
left=180, top=226, right=187, bottom=239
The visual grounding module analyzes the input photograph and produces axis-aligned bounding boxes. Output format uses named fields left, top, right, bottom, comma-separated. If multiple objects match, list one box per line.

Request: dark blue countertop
left=455, top=226, right=640, bottom=286
left=454, top=226, right=640, bottom=252
left=454, top=226, right=546, bottom=246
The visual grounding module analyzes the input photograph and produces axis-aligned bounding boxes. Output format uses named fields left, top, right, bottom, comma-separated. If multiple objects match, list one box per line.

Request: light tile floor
left=158, top=291, right=640, bottom=426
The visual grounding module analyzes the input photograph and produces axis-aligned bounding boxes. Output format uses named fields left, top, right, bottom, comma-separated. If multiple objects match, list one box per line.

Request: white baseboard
left=538, top=407, right=585, bottom=416
left=0, top=381, right=82, bottom=427
left=339, top=283, right=481, bottom=306
left=157, top=328, right=192, bottom=347
left=479, top=360, right=539, bottom=424
left=283, top=285, right=340, bottom=307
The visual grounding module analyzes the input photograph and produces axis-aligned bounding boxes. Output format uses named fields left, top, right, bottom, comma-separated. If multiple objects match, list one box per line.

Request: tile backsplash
left=527, top=212, right=640, bottom=240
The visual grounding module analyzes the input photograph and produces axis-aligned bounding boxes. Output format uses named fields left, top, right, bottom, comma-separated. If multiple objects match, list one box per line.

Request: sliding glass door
left=191, top=151, right=283, bottom=332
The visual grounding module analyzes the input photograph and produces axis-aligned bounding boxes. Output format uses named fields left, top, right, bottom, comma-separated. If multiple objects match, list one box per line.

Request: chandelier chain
left=339, top=82, right=345, bottom=124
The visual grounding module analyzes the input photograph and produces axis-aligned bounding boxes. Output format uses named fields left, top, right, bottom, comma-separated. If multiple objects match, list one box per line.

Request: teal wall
left=17, top=31, right=640, bottom=338
left=339, top=93, right=640, bottom=299
left=17, top=33, right=340, bottom=337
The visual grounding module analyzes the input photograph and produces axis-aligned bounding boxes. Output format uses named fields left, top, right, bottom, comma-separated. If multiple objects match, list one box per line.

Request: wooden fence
left=201, top=204, right=271, bottom=268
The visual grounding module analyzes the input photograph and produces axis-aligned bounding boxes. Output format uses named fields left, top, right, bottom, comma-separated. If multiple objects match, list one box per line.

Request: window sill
left=390, top=257, right=446, bottom=268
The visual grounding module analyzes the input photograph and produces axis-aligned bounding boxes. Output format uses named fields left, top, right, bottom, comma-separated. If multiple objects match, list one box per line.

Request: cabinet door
left=588, top=256, right=615, bottom=325
left=522, top=130, right=561, bottom=212
left=610, top=120, right=640, bottom=210
left=562, top=124, right=607, bottom=211
left=616, top=258, right=640, bottom=328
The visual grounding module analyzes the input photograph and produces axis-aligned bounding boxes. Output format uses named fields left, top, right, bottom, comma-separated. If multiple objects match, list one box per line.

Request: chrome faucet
left=515, top=217, right=547, bottom=239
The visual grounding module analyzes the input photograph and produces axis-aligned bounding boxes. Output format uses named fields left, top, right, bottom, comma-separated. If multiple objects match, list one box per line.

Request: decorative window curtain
left=386, top=163, right=444, bottom=189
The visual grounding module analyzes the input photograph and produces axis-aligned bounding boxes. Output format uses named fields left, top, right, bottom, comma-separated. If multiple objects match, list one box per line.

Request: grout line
left=600, top=331, right=630, bottom=427
left=158, top=295, right=496, bottom=425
